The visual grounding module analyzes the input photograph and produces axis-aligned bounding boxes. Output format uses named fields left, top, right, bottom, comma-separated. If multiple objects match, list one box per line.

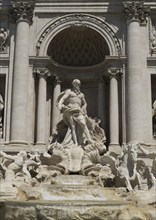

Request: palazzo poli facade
left=0, top=0, right=156, bottom=152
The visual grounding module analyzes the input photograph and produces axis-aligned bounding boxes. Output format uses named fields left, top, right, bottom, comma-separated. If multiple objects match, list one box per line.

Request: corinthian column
left=34, top=69, right=49, bottom=145
left=52, top=75, right=61, bottom=129
left=108, top=68, right=120, bottom=149
left=123, top=2, right=150, bottom=143
left=10, top=2, right=34, bottom=144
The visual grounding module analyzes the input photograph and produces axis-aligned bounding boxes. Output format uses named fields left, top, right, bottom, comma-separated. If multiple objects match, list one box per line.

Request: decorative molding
left=149, top=19, right=156, bottom=55
left=123, top=1, right=150, bottom=24
left=10, top=1, right=34, bottom=25
left=33, top=68, right=50, bottom=79
left=36, top=14, right=121, bottom=56
left=98, top=74, right=109, bottom=83
left=108, top=67, right=122, bottom=79
left=0, top=28, right=9, bottom=53
left=51, top=74, right=62, bottom=85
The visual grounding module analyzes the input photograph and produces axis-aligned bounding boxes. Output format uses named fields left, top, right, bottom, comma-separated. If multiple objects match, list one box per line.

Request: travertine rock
left=0, top=201, right=155, bottom=220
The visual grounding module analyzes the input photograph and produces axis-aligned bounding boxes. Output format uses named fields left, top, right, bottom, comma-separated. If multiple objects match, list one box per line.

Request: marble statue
left=0, top=150, right=41, bottom=183
left=47, top=79, right=107, bottom=174
left=101, top=143, right=155, bottom=192
left=0, top=79, right=155, bottom=220
left=56, top=79, right=106, bottom=146
left=138, top=145, right=156, bottom=188
left=0, top=94, right=4, bottom=138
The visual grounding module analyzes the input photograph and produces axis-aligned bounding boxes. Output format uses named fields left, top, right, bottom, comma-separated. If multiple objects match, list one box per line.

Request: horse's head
left=127, top=143, right=138, bottom=163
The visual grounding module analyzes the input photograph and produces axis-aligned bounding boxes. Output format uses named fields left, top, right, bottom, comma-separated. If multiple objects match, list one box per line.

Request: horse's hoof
left=126, top=188, right=133, bottom=192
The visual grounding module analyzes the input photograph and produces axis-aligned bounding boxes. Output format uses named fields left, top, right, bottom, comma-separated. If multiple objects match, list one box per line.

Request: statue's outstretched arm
left=0, top=151, right=15, bottom=161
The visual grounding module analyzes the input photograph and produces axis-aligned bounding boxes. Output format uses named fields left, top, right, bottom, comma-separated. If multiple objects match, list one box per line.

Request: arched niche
left=47, top=26, right=110, bottom=67
left=36, top=14, right=121, bottom=57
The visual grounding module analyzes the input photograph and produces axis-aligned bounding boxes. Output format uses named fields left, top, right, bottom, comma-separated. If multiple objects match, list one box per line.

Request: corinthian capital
left=10, top=1, right=34, bottom=25
left=108, top=68, right=122, bottom=79
left=123, top=1, right=150, bottom=24
left=33, top=68, right=50, bottom=79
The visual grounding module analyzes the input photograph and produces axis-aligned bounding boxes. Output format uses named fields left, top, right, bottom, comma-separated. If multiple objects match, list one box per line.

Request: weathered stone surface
left=3, top=204, right=37, bottom=220
left=19, top=185, right=43, bottom=201
left=0, top=200, right=155, bottom=220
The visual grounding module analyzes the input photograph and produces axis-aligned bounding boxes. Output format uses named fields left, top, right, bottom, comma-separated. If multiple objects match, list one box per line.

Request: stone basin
left=0, top=175, right=156, bottom=220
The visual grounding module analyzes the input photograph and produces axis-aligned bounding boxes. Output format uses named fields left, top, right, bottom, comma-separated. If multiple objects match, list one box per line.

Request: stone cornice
left=123, top=1, right=150, bottom=24
left=10, top=1, right=34, bottom=25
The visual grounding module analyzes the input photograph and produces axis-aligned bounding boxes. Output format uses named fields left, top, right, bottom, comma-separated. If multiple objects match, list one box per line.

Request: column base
left=36, top=142, right=46, bottom=146
left=1, top=143, right=30, bottom=153
left=35, top=143, right=47, bottom=153
left=108, top=143, right=122, bottom=157
left=0, top=142, right=47, bottom=153
left=9, top=140, right=28, bottom=145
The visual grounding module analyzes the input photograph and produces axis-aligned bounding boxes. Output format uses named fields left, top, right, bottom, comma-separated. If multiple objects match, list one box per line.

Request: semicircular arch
left=36, top=14, right=121, bottom=57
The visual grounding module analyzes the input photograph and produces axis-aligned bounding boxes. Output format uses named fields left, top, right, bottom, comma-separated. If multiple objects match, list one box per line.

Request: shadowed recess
left=47, top=26, right=110, bottom=67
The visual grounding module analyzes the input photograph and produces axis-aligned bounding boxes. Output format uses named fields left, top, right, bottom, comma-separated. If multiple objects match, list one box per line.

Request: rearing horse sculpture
left=101, top=143, right=143, bottom=192
left=117, top=144, right=142, bottom=191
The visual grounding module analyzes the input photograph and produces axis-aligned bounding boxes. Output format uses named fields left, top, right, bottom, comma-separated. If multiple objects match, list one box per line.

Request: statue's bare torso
left=63, top=89, right=85, bottom=111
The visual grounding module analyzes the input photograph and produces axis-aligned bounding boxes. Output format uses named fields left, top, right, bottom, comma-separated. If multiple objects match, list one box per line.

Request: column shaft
left=11, top=21, right=29, bottom=143
left=123, top=1, right=150, bottom=144
left=141, top=25, right=153, bottom=144
left=127, top=20, right=144, bottom=142
left=37, top=76, right=47, bottom=144
left=109, top=76, right=119, bottom=145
